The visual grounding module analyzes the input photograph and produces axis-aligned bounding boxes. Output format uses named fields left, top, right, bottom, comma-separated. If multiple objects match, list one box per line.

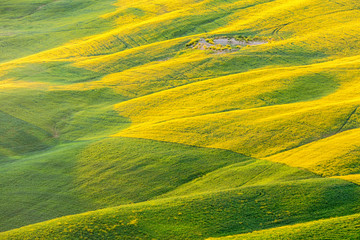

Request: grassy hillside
left=209, top=213, right=360, bottom=240
left=2, top=176, right=360, bottom=239
left=76, top=137, right=251, bottom=207
left=0, top=0, right=117, bottom=63
left=0, top=137, right=252, bottom=232
left=267, top=127, right=360, bottom=176
left=0, top=0, right=359, bottom=239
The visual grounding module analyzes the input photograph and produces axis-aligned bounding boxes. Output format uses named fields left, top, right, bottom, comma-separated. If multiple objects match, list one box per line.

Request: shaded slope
left=160, top=159, right=318, bottom=198
left=0, top=110, right=51, bottom=156
left=0, top=142, right=94, bottom=232
left=76, top=137, right=251, bottom=207
left=0, top=137, right=248, bottom=231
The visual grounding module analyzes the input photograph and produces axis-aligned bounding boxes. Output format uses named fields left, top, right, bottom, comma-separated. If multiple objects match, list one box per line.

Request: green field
left=0, top=0, right=360, bottom=239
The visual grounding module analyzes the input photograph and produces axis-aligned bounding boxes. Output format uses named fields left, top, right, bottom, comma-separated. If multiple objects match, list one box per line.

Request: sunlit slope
left=114, top=68, right=360, bottom=158
left=209, top=213, right=360, bottom=240
left=113, top=57, right=354, bottom=124
left=1, top=177, right=360, bottom=240
left=1, top=0, right=359, bottom=102
left=215, top=0, right=360, bottom=56
left=112, top=55, right=360, bottom=174
left=267, top=128, right=360, bottom=177
left=1, top=0, right=359, bottom=69
left=334, top=174, right=360, bottom=185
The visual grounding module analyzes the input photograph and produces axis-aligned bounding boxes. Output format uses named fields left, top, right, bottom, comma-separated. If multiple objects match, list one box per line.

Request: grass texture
left=209, top=213, right=360, bottom=240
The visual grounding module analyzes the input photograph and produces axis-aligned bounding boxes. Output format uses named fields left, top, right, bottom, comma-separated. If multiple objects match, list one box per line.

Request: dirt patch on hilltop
left=187, top=36, right=270, bottom=52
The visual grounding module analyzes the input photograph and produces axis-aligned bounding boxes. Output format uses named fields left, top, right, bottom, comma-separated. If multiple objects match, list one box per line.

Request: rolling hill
left=0, top=0, right=359, bottom=239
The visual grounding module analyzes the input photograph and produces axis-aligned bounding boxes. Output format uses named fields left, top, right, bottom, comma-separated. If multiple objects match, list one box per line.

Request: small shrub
left=186, top=38, right=200, bottom=47
left=205, top=38, right=214, bottom=45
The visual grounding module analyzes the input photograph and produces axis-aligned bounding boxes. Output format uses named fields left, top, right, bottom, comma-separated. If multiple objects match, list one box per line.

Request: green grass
left=0, top=110, right=51, bottom=155
left=1, top=177, right=360, bottom=239
left=0, top=0, right=117, bottom=62
left=76, top=137, right=251, bottom=207
left=1, top=61, right=105, bottom=84
left=0, top=136, right=247, bottom=232
left=0, top=141, right=94, bottom=232
left=160, top=159, right=319, bottom=198
left=258, top=72, right=339, bottom=105
left=2, top=135, right=353, bottom=235
left=210, top=213, right=360, bottom=240
left=0, top=88, right=127, bottom=156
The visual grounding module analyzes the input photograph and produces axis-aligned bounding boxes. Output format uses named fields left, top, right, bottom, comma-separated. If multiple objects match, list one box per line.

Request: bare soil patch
left=187, top=36, right=269, bottom=53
